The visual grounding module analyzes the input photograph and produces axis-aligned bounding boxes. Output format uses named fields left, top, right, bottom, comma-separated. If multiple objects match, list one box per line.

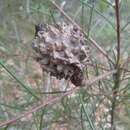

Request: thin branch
left=81, top=0, right=85, bottom=30
left=115, top=0, right=121, bottom=66
left=84, top=69, right=117, bottom=86
left=87, top=2, right=94, bottom=37
left=0, top=70, right=116, bottom=128
left=121, top=21, right=130, bottom=31
left=111, top=1, right=121, bottom=130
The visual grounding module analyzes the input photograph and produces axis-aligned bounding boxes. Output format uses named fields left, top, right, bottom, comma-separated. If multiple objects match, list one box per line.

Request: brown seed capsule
left=32, top=22, right=90, bottom=86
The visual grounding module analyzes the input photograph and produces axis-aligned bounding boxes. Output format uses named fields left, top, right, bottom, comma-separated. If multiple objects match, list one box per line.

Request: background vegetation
left=0, top=0, right=130, bottom=130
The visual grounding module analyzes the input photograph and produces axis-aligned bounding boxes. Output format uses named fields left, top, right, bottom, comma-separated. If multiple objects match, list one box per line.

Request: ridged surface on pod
left=32, top=23, right=90, bottom=86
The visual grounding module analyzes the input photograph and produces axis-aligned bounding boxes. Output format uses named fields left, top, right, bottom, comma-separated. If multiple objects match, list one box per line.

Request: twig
left=87, top=1, right=94, bottom=38
left=0, top=70, right=116, bottom=128
left=111, top=1, right=121, bottom=130
left=115, top=1, right=121, bottom=66
left=84, top=70, right=117, bottom=86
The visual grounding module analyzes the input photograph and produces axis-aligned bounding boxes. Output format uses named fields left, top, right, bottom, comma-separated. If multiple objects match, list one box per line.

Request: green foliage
left=99, top=0, right=109, bottom=12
